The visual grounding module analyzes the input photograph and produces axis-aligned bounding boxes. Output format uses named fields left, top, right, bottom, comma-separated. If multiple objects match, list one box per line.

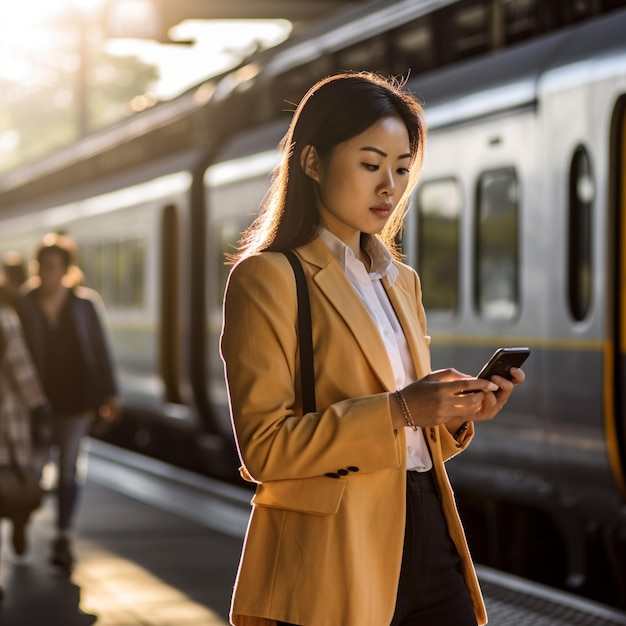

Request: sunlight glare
left=0, top=0, right=71, bottom=82
left=1, top=0, right=292, bottom=99
left=72, top=0, right=106, bottom=13
left=73, top=541, right=229, bottom=624
left=105, top=19, right=292, bottom=99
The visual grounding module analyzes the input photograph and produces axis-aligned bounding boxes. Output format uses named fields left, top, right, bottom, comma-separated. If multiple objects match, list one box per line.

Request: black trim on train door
left=187, top=142, right=242, bottom=480
left=159, top=204, right=183, bottom=404
left=608, top=96, right=626, bottom=501
left=189, top=151, right=212, bottom=425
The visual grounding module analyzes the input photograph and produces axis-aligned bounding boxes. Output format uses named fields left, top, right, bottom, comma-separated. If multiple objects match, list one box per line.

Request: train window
left=79, top=238, right=145, bottom=309
left=391, top=16, right=437, bottom=75
left=556, top=0, right=603, bottom=24
left=277, top=57, right=334, bottom=118
left=336, top=35, right=389, bottom=74
left=502, top=0, right=541, bottom=44
left=273, top=70, right=308, bottom=119
left=91, top=244, right=104, bottom=295
left=568, top=146, right=594, bottom=321
left=114, top=241, right=126, bottom=306
left=99, top=243, right=115, bottom=305
left=80, top=246, right=97, bottom=290
left=131, top=238, right=146, bottom=308
left=448, top=1, right=491, bottom=61
left=474, top=168, right=519, bottom=319
left=113, top=239, right=145, bottom=308
left=416, top=179, right=462, bottom=312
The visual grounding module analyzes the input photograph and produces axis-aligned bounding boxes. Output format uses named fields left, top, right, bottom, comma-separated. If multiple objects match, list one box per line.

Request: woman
left=0, top=274, right=48, bottom=559
left=17, top=233, right=119, bottom=573
left=220, top=72, right=524, bottom=626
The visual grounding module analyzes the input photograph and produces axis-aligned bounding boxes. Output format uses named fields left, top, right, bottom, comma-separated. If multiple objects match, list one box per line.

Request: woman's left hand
left=474, top=366, right=525, bottom=419
left=445, top=367, right=526, bottom=436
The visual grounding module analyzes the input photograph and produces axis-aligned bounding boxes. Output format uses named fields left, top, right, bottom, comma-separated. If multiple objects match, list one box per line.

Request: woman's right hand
left=391, top=369, right=499, bottom=430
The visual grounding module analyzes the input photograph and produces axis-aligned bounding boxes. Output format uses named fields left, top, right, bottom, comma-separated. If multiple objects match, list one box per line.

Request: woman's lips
left=370, top=203, right=393, bottom=217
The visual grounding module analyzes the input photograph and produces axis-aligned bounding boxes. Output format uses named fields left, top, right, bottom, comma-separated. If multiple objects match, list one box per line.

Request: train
left=1, top=0, right=626, bottom=610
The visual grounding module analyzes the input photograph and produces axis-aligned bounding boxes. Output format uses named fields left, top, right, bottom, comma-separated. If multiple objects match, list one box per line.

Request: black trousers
left=389, top=469, right=477, bottom=626
left=278, top=470, right=477, bottom=626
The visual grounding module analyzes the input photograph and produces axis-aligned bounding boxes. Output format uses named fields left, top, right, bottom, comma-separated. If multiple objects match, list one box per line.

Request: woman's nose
left=378, top=169, right=395, bottom=195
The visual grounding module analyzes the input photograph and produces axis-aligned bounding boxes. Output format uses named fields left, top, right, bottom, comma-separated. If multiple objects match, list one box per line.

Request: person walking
left=220, top=72, right=525, bottom=626
left=0, top=274, right=48, bottom=561
left=17, top=233, right=120, bottom=573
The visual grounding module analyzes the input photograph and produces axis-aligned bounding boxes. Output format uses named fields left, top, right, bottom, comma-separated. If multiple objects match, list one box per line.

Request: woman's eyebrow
left=360, top=146, right=411, bottom=159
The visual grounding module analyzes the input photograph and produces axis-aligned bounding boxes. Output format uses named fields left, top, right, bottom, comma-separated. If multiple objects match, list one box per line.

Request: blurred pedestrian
left=17, top=233, right=120, bottom=573
left=0, top=274, right=49, bottom=560
left=2, top=250, right=27, bottom=306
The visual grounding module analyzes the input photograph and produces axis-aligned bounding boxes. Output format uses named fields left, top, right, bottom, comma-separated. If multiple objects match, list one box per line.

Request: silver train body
left=1, top=0, right=625, bottom=607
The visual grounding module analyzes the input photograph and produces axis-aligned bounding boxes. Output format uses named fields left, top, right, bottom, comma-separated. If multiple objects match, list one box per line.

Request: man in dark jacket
left=17, top=233, right=119, bottom=572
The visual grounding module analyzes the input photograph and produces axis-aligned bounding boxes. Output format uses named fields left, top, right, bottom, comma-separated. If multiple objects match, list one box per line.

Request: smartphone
left=476, top=347, right=530, bottom=381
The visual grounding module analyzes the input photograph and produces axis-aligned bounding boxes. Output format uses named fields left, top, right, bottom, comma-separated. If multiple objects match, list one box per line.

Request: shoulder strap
left=283, top=251, right=316, bottom=414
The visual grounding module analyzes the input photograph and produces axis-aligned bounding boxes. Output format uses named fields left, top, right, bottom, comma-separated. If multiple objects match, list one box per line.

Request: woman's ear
left=300, top=145, right=321, bottom=182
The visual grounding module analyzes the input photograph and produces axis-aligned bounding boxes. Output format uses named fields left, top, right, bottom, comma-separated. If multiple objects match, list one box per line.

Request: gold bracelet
left=394, top=390, right=418, bottom=431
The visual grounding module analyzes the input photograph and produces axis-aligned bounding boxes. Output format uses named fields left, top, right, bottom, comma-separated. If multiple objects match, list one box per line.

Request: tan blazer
left=221, top=237, right=487, bottom=626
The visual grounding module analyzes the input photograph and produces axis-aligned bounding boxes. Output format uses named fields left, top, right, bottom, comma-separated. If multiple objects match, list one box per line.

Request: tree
left=0, top=44, right=159, bottom=173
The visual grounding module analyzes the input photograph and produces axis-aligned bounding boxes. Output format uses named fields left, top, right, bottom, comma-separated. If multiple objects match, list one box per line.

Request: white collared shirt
left=319, top=229, right=432, bottom=472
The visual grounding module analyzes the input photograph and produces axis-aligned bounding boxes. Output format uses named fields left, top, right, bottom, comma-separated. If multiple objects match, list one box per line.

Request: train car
left=203, top=2, right=626, bottom=605
left=1, top=0, right=626, bottom=609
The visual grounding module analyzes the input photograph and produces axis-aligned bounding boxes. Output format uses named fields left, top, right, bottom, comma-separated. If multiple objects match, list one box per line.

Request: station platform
left=2, top=440, right=626, bottom=626
left=0, top=475, right=241, bottom=625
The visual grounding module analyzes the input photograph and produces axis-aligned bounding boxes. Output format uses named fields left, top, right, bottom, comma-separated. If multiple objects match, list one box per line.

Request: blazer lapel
left=298, top=240, right=397, bottom=391
left=382, top=275, right=431, bottom=380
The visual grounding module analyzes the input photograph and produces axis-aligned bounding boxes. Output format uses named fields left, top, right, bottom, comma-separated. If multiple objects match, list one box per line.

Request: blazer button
left=347, top=466, right=359, bottom=472
left=430, top=428, right=437, bottom=442
left=337, top=469, right=349, bottom=476
left=324, top=472, right=341, bottom=479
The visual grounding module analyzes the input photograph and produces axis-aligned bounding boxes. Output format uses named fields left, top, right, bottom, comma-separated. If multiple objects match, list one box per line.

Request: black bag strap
left=283, top=251, right=316, bottom=413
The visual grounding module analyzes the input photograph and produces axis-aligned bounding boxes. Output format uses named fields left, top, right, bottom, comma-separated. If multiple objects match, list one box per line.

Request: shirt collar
left=319, top=228, right=399, bottom=285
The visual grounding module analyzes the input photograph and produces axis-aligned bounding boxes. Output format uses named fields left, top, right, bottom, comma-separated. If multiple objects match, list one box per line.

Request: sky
left=0, top=0, right=292, bottom=100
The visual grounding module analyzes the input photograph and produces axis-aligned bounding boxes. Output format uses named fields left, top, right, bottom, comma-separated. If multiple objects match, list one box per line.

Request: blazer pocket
left=252, top=475, right=347, bottom=516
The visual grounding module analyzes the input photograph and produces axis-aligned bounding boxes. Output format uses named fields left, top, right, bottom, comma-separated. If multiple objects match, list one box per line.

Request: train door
left=610, top=99, right=626, bottom=500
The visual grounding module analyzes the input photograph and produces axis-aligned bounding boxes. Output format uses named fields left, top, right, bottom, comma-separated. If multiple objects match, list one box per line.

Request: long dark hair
left=231, top=71, right=427, bottom=262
